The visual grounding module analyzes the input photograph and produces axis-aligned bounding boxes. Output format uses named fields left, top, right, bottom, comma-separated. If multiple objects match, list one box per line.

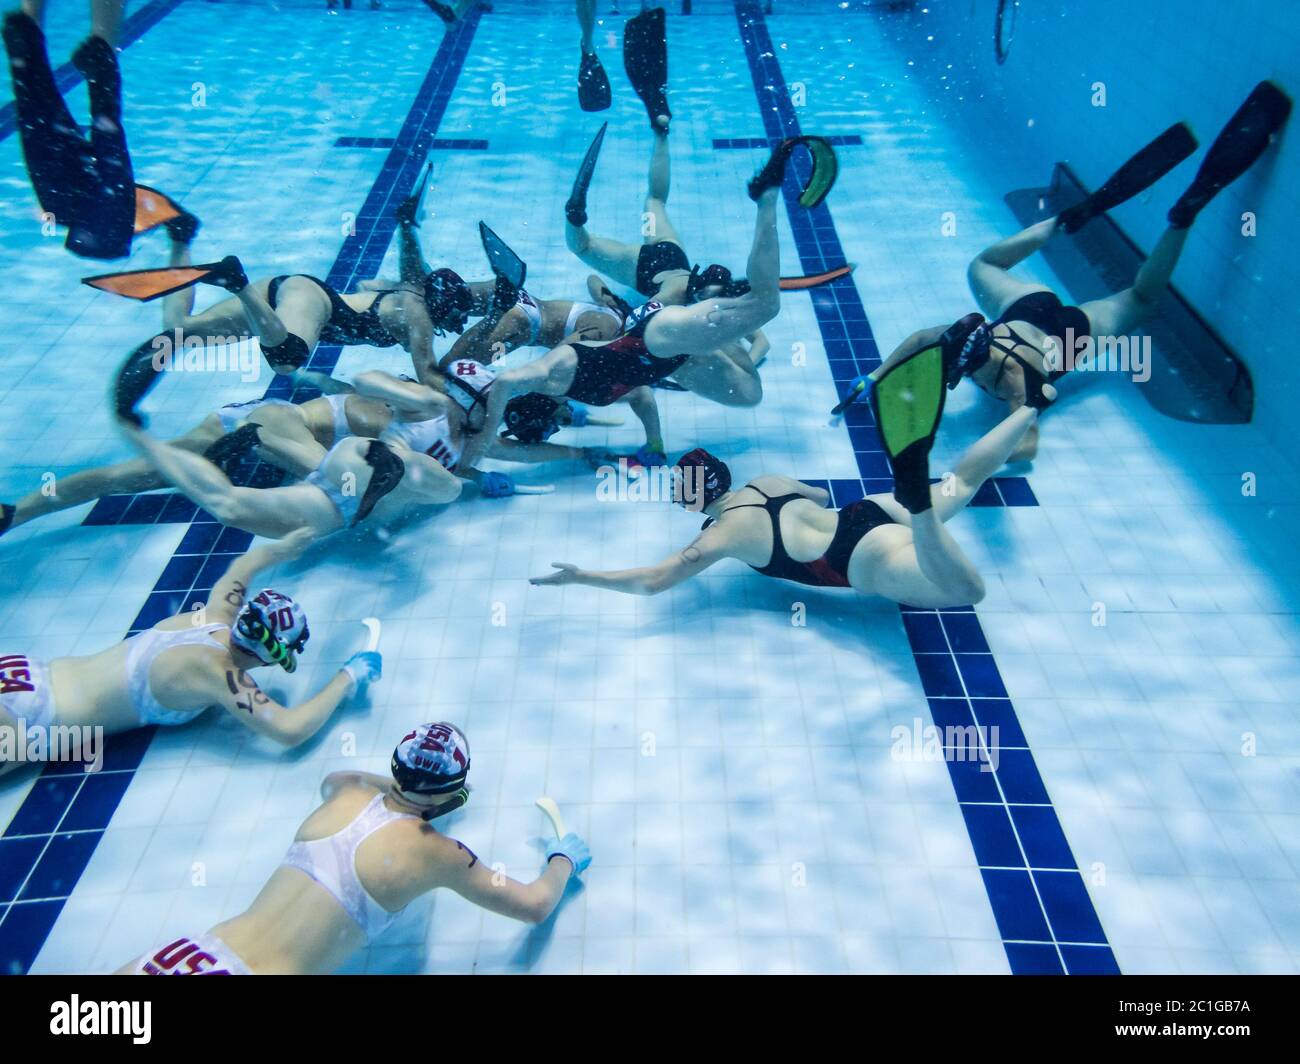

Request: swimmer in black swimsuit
left=945, top=89, right=1288, bottom=460
left=563, top=118, right=763, bottom=340
left=462, top=138, right=834, bottom=475
left=532, top=392, right=1047, bottom=609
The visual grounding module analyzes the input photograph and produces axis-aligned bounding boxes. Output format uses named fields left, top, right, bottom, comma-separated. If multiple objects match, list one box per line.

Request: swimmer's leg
left=565, top=226, right=641, bottom=291
left=966, top=218, right=1057, bottom=318
left=670, top=343, right=762, bottom=407
left=624, top=386, right=663, bottom=453
left=122, top=424, right=311, bottom=536
left=862, top=406, right=1040, bottom=606
left=9, top=417, right=224, bottom=528
left=643, top=188, right=782, bottom=354
left=643, top=126, right=680, bottom=245
left=242, top=408, right=329, bottom=479
left=1078, top=225, right=1189, bottom=337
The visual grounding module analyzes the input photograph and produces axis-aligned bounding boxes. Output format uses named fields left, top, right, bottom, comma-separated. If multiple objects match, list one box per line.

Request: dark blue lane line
left=0, top=0, right=187, bottom=144
left=733, top=0, right=1116, bottom=975
left=335, top=136, right=488, bottom=150
left=713, top=133, right=863, bottom=149
left=0, top=7, right=485, bottom=975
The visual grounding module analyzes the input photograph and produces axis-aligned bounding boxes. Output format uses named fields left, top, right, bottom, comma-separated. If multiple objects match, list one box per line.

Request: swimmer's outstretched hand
left=531, top=563, right=579, bottom=587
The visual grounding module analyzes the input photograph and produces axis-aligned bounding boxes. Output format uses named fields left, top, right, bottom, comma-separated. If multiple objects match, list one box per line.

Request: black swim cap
left=423, top=268, right=474, bottom=335
left=943, top=312, right=990, bottom=389
left=686, top=263, right=751, bottom=303
left=502, top=393, right=563, bottom=444
left=673, top=447, right=732, bottom=510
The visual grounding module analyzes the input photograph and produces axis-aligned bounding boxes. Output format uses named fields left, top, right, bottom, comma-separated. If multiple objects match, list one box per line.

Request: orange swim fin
left=132, top=184, right=183, bottom=234
left=82, top=261, right=229, bottom=301
left=779, top=263, right=855, bottom=290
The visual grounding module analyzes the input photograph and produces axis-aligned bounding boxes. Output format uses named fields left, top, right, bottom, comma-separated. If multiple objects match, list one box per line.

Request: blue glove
left=480, top=472, right=515, bottom=498
left=630, top=445, right=668, bottom=469
left=567, top=402, right=590, bottom=427
left=546, top=832, right=592, bottom=875
left=341, top=651, right=382, bottom=691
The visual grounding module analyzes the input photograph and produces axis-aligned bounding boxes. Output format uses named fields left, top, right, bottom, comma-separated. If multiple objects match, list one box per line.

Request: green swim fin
left=1057, top=122, right=1198, bottom=233
left=566, top=122, right=607, bottom=226
left=623, top=7, right=669, bottom=130
left=869, top=341, right=947, bottom=515
left=1168, top=80, right=1291, bottom=228
left=748, top=136, right=838, bottom=207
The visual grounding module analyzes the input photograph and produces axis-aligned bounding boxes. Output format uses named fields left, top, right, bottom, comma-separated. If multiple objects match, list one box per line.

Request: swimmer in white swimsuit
left=116, top=722, right=592, bottom=975
left=0, top=392, right=387, bottom=539
left=435, top=284, right=625, bottom=369
left=1, top=529, right=381, bottom=779
left=119, top=408, right=463, bottom=541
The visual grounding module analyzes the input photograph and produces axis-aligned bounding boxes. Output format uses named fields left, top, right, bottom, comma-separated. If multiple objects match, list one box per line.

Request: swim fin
left=1056, top=122, right=1198, bottom=233
left=113, top=334, right=170, bottom=427
left=83, top=256, right=247, bottom=301
left=1168, top=80, right=1292, bottom=229
left=780, top=263, right=854, bottom=290
left=869, top=341, right=947, bottom=515
left=748, top=136, right=838, bottom=207
left=133, top=184, right=200, bottom=245
left=0, top=502, right=14, bottom=538
left=395, top=162, right=432, bottom=228
left=479, top=221, right=527, bottom=289
left=578, top=49, right=611, bottom=112
left=202, top=423, right=263, bottom=478
left=566, top=122, right=607, bottom=227
left=623, top=7, right=669, bottom=130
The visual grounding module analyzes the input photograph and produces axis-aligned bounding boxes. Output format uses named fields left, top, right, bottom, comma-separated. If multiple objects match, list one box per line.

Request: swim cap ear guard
left=942, top=312, right=991, bottom=389
left=423, top=268, right=474, bottom=335
left=231, top=589, right=311, bottom=673
left=686, top=263, right=751, bottom=303
left=502, top=393, right=563, bottom=444
left=391, top=722, right=472, bottom=820
left=673, top=447, right=732, bottom=511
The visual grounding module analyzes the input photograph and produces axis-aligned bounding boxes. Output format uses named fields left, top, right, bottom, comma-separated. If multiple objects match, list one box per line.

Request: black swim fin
left=578, top=49, right=611, bottom=112
left=869, top=341, right=947, bottom=515
left=623, top=7, right=669, bottom=130
left=1168, top=80, right=1292, bottom=228
left=748, top=136, right=838, bottom=207
left=0, top=503, right=15, bottom=539
left=113, top=334, right=171, bottom=427
left=202, top=423, right=264, bottom=478
left=566, top=122, right=607, bottom=226
left=1056, top=122, right=1198, bottom=233
left=479, top=221, right=527, bottom=289
left=395, top=162, right=432, bottom=228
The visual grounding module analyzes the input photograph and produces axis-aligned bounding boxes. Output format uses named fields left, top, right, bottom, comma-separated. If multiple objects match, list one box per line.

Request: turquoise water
left=0, top=0, right=1297, bottom=975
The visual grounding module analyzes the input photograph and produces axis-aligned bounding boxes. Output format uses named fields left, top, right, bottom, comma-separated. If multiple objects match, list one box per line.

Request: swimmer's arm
left=868, top=325, right=948, bottom=381
left=754, top=475, right=830, bottom=507
left=438, top=317, right=496, bottom=370
left=532, top=526, right=731, bottom=595
left=205, top=662, right=354, bottom=747
left=352, top=369, right=443, bottom=417
left=625, top=386, right=664, bottom=453
left=432, top=835, right=570, bottom=924
left=747, top=329, right=770, bottom=363
left=457, top=365, right=537, bottom=477
left=205, top=528, right=314, bottom=625
left=403, top=452, right=464, bottom=504
left=488, top=436, right=587, bottom=464
left=402, top=304, right=438, bottom=383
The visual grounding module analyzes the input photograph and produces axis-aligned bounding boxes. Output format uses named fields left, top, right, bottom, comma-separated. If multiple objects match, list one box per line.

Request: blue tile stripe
left=334, top=136, right=488, bottom=150
left=713, top=133, right=864, bottom=149
left=0, top=0, right=187, bottom=145
left=0, top=8, right=485, bottom=975
left=733, top=0, right=1115, bottom=975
